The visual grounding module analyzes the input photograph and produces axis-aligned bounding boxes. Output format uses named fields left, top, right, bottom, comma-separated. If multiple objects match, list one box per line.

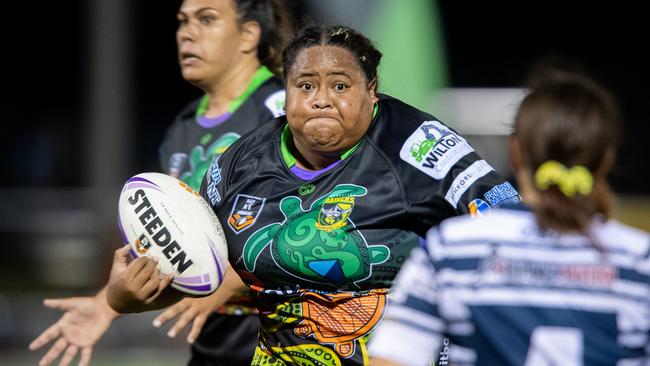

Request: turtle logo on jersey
left=181, top=132, right=240, bottom=190
left=228, top=194, right=265, bottom=234
left=400, top=120, right=474, bottom=179
left=243, top=184, right=389, bottom=286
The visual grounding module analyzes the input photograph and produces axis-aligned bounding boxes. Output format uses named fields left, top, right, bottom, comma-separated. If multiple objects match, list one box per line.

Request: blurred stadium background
left=1, top=1, right=648, bottom=364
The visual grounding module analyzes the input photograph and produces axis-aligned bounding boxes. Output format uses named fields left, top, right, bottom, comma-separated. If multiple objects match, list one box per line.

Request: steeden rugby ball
left=117, top=172, right=228, bottom=296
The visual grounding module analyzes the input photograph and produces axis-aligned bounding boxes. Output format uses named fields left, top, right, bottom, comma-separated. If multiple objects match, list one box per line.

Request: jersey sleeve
left=370, top=96, right=520, bottom=234
left=158, top=120, right=184, bottom=174
left=158, top=99, right=200, bottom=174
left=198, top=120, right=274, bottom=212
left=368, top=229, right=445, bottom=366
left=199, top=141, right=239, bottom=212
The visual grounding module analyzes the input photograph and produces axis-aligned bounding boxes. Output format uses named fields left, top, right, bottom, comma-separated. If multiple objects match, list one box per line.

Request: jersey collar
left=195, top=65, right=275, bottom=118
left=280, top=103, right=379, bottom=168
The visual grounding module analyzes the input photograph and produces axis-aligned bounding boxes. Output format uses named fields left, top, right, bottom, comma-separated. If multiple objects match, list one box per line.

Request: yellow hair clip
left=534, top=160, right=593, bottom=197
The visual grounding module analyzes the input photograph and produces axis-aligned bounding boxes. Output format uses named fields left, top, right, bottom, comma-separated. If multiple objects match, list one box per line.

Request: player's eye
left=299, top=83, right=314, bottom=91
left=200, top=15, right=215, bottom=25
left=334, top=83, right=348, bottom=92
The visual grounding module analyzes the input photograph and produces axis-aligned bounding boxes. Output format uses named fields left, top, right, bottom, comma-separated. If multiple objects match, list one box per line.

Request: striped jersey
left=369, top=205, right=650, bottom=366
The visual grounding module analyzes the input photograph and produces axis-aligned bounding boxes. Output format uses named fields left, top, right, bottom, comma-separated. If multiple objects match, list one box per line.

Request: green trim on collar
left=195, top=65, right=275, bottom=118
left=280, top=124, right=297, bottom=168
left=340, top=139, right=362, bottom=160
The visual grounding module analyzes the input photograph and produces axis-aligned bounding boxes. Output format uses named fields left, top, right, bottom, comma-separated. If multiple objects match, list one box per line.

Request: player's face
left=285, top=46, right=378, bottom=156
left=176, top=0, right=245, bottom=85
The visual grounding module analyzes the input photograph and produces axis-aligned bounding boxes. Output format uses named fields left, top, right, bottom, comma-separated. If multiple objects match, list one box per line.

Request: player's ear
left=240, top=20, right=261, bottom=54
left=368, top=78, right=378, bottom=104
left=596, top=146, right=616, bottom=177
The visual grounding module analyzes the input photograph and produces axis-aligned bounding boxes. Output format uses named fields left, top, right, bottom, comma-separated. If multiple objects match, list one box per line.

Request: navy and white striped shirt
left=370, top=206, right=650, bottom=366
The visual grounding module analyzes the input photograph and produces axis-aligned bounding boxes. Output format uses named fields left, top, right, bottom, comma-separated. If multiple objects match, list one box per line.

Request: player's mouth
left=307, top=113, right=339, bottom=120
left=180, top=52, right=202, bottom=66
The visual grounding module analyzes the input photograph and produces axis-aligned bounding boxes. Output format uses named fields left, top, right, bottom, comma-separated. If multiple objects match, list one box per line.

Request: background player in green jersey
left=29, top=1, right=291, bottom=365
left=106, top=25, right=520, bottom=366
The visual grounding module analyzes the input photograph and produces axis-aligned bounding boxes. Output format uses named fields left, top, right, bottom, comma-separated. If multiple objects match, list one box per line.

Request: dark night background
left=2, top=1, right=648, bottom=192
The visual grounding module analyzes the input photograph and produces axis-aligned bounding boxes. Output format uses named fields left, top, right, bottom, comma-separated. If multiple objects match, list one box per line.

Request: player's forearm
left=95, top=286, right=121, bottom=320
left=106, top=279, right=182, bottom=313
left=219, top=265, right=248, bottom=298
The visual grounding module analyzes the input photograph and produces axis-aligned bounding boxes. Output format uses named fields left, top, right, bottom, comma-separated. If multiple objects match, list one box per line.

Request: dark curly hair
left=282, top=25, right=382, bottom=88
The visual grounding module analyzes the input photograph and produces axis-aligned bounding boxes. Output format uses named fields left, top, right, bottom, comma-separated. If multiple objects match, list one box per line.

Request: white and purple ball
left=117, top=172, right=228, bottom=296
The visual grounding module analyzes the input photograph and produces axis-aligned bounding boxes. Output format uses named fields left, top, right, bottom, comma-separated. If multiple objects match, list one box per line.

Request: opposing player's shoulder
left=595, top=219, right=650, bottom=257
left=435, top=206, right=533, bottom=243
left=369, top=94, right=475, bottom=180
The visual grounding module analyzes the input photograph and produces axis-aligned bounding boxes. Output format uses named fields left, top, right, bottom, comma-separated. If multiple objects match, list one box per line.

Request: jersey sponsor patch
left=444, top=159, right=494, bottom=208
left=480, top=255, right=618, bottom=288
left=206, top=158, right=222, bottom=205
left=468, top=198, right=490, bottom=217
left=400, top=121, right=474, bottom=179
left=228, top=194, right=265, bottom=234
left=483, top=182, right=520, bottom=206
left=264, top=90, right=286, bottom=118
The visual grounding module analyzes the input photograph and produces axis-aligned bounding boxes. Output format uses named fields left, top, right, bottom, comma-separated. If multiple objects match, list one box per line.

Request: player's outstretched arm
left=106, top=246, right=177, bottom=313
left=28, top=286, right=120, bottom=366
left=152, top=264, right=247, bottom=343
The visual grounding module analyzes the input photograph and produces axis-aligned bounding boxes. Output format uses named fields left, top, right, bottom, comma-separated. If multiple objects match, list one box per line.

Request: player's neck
left=515, top=169, right=539, bottom=207
left=291, top=140, right=340, bottom=171
left=202, top=58, right=261, bottom=117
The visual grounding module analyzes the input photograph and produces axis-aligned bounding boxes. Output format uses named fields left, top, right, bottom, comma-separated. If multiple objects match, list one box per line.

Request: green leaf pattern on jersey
left=181, top=132, right=240, bottom=190
left=243, top=184, right=390, bottom=287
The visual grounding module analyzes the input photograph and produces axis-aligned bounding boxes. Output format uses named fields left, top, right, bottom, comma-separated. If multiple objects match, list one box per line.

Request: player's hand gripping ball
left=117, top=172, right=228, bottom=296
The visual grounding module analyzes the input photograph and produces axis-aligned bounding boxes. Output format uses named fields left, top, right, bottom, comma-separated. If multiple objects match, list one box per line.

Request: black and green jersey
left=200, top=94, right=520, bottom=365
left=159, top=67, right=285, bottom=191
left=159, top=66, right=284, bottom=366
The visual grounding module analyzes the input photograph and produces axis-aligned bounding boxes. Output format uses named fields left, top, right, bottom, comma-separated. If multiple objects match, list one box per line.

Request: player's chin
left=305, top=132, right=344, bottom=152
left=180, top=69, right=206, bottom=84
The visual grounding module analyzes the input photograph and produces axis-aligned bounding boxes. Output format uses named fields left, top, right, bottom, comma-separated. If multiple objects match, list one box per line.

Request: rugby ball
left=117, top=172, right=228, bottom=296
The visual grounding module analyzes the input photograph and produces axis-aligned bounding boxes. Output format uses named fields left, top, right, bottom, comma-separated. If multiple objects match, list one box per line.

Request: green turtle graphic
left=181, top=132, right=240, bottom=189
left=243, top=184, right=389, bottom=286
